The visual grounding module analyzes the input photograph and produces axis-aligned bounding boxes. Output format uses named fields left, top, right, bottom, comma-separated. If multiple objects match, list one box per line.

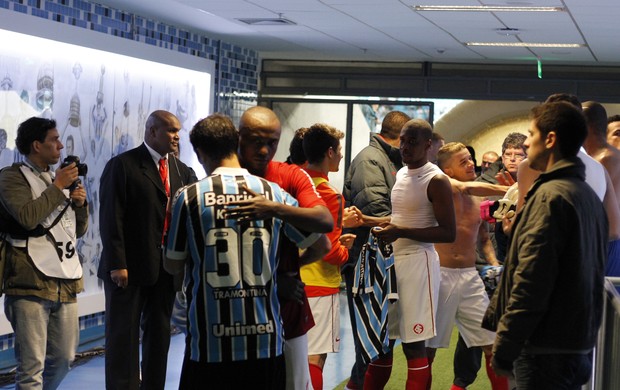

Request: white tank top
left=391, top=162, right=444, bottom=254
left=578, top=148, right=606, bottom=201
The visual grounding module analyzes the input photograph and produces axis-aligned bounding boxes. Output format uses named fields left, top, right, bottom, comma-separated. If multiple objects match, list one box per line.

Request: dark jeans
left=514, top=352, right=592, bottom=390
left=343, top=265, right=368, bottom=387
left=453, top=333, right=483, bottom=387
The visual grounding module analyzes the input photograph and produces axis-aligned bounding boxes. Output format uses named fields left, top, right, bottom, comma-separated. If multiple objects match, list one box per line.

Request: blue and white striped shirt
left=166, top=167, right=315, bottom=363
left=352, top=231, right=398, bottom=363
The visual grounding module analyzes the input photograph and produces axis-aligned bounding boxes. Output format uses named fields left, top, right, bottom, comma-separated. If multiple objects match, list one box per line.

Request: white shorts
left=427, top=267, right=496, bottom=349
left=284, top=334, right=314, bottom=390
left=388, top=248, right=440, bottom=343
left=306, top=294, right=340, bottom=354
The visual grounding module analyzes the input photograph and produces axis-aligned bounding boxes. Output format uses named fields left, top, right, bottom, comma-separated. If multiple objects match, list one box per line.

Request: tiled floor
left=12, top=291, right=356, bottom=390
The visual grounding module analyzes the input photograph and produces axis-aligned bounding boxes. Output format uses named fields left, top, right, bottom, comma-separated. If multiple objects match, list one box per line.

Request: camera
left=61, top=155, right=88, bottom=191
left=480, top=199, right=516, bottom=223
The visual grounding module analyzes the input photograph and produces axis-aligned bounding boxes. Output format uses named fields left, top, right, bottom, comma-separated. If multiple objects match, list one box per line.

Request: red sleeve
left=316, top=183, right=349, bottom=266
left=265, top=161, right=327, bottom=208
left=288, top=166, right=326, bottom=209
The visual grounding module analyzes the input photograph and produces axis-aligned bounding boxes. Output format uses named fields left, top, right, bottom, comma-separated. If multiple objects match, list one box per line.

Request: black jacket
left=483, top=157, right=607, bottom=364
left=98, top=144, right=194, bottom=286
left=343, top=134, right=402, bottom=266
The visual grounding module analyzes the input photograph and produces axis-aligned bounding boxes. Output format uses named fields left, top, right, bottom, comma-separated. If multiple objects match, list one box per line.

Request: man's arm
left=298, top=234, right=331, bottom=266
left=318, top=189, right=352, bottom=267
left=225, top=186, right=334, bottom=233
left=164, top=189, right=190, bottom=275
left=516, top=159, right=540, bottom=211
left=164, top=255, right=185, bottom=275
left=478, top=222, right=500, bottom=266
left=0, top=167, right=69, bottom=231
left=99, top=158, right=129, bottom=287
left=375, top=174, right=456, bottom=244
left=602, top=169, right=620, bottom=241
left=599, top=150, right=620, bottom=208
left=452, top=179, right=509, bottom=197
left=267, top=203, right=333, bottom=233
left=359, top=214, right=391, bottom=227
left=71, top=182, right=89, bottom=238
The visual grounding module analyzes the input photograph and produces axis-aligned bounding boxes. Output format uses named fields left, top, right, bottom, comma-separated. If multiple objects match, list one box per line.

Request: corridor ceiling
left=94, top=0, right=619, bottom=65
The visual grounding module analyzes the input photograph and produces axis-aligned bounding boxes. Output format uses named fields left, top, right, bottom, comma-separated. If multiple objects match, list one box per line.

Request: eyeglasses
left=503, top=152, right=526, bottom=161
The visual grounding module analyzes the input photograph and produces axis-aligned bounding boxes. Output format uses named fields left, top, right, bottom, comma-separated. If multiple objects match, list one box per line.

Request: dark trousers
left=514, top=351, right=592, bottom=390
left=343, top=265, right=368, bottom=387
left=453, top=333, right=483, bottom=387
left=103, top=268, right=176, bottom=390
left=179, top=353, right=285, bottom=389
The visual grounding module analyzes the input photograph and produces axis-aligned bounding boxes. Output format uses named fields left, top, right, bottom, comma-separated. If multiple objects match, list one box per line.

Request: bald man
left=227, top=106, right=333, bottom=390
left=99, top=110, right=195, bottom=390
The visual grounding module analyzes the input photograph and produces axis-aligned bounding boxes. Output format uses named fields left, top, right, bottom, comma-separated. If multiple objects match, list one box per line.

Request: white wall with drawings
left=0, top=11, right=215, bottom=335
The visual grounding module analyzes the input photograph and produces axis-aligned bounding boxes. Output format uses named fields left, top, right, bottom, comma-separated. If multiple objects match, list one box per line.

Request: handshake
left=480, top=199, right=516, bottom=223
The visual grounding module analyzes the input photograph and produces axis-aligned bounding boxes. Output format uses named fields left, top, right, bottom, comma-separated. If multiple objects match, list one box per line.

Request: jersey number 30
left=205, top=227, right=272, bottom=288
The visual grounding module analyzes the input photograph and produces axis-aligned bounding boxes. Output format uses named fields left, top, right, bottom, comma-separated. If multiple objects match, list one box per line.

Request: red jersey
left=301, top=168, right=349, bottom=297
left=265, top=161, right=326, bottom=339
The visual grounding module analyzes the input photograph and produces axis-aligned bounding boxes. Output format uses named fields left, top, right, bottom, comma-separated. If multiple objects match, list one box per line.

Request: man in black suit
left=98, top=110, right=194, bottom=389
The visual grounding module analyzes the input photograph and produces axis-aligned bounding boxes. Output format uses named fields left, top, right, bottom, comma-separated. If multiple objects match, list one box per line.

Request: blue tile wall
left=0, top=0, right=259, bottom=117
left=0, top=0, right=259, bottom=358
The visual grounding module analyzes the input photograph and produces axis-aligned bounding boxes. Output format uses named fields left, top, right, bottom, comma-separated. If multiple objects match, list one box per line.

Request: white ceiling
left=95, top=0, right=620, bottom=66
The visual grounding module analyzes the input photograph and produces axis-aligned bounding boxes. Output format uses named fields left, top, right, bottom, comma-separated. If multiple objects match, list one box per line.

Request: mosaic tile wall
left=0, top=0, right=260, bottom=356
left=1, top=0, right=259, bottom=121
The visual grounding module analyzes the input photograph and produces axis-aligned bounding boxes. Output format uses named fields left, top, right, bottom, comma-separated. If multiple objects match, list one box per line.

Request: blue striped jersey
left=352, top=230, right=398, bottom=363
left=166, top=167, right=317, bottom=363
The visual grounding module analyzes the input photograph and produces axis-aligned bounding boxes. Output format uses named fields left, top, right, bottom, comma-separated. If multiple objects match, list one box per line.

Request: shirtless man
left=426, top=142, right=509, bottom=390
left=607, top=115, right=620, bottom=150
left=583, top=102, right=620, bottom=207
left=581, top=102, right=620, bottom=276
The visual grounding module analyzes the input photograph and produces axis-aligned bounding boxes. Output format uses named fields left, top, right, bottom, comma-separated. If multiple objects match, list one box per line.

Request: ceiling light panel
left=466, top=42, right=585, bottom=47
left=413, top=5, right=565, bottom=12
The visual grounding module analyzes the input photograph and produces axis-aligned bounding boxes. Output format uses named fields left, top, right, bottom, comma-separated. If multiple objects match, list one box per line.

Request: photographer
left=0, top=117, right=88, bottom=389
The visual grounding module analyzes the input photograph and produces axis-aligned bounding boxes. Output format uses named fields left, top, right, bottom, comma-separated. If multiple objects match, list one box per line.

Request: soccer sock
left=363, top=356, right=393, bottom=390
left=426, top=353, right=435, bottom=390
left=485, top=354, right=509, bottom=390
left=309, top=363, right=323, bottom=390
left=406, top=357, right=431, bottom=390
left=450, top=385, right=466, bottom=390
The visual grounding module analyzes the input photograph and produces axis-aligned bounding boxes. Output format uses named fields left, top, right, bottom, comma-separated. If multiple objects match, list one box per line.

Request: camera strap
left=20, top=159, right=53, bottom=183
left=43, top=201, right=72, bottom=235
left=43, top=200, right=71, bottom=263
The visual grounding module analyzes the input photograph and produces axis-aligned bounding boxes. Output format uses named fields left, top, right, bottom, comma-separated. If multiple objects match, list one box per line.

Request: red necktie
left=158, top=158, right=170, bottom=196
left=159, top=158, right=171, bottom=241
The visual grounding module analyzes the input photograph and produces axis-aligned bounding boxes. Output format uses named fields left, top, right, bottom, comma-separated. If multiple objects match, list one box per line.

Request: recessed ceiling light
left=236, top=18, right=296, bottom=26
left=466, top=42, right=585, bottom=48
left=413, top=5, right=564, bottom=12
left=495, top=28, right=520, bottom=36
